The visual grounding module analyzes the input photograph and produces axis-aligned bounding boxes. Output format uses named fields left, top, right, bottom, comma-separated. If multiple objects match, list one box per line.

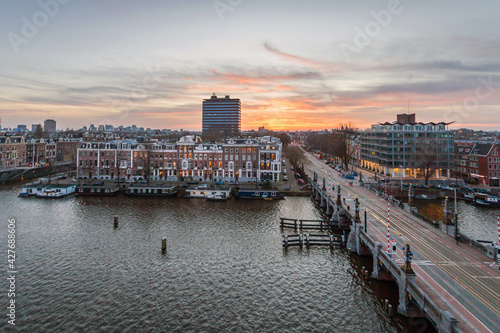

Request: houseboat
left=474, top=193, right=500, bottom=207
left=36, top=184, right=76, bottom=198
left=18, top=185, right=45, bottom=197
left=205, top=190, right=232, bottom=201
left=237, top=190, right=284, bottom=200
left=124, top=185, right=177, bottom=197
left=76, top=185, right=119, bottom=196
left=414, top=194, right=437, bottom=200
left=185, top=187, right=232, bottom=199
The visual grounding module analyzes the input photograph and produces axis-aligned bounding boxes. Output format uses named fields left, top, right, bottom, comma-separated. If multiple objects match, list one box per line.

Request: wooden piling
left=364, top=269, right=369, bottom=280
left=113, top=215, right=118, bottom=228
left=388, top=304, right=393, bottom=317
left=161, top=237, right=167, bottom=253
left=384, top=299, right=389, bottom=311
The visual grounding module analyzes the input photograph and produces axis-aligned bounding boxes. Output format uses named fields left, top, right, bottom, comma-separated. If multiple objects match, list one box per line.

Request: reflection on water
left=411, top=198, right=498, bottom=242
left=0, top=183, right=433, bottom=332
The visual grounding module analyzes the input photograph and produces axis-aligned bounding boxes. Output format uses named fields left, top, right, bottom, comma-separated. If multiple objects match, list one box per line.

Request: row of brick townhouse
left=76, top=136, right=282, bottom=182
left=0, top=136, right=81, bottom=169
left=455, top=141, right=500, bottom=185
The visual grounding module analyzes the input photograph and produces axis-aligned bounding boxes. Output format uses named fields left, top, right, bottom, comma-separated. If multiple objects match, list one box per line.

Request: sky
left=1, top=0, right=500, bottom=131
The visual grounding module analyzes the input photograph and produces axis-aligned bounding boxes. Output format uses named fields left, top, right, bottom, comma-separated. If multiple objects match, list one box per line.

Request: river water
left=411, top=199, right=499, bottom=243
left=0, top=183, right=434, bottom=332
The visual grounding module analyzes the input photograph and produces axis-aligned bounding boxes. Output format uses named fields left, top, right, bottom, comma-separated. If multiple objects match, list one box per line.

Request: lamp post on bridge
left=354, top=195, right=360, bottom=224
left=454, top=188, right=459, bottom=245
left=399, top=165, right=404, bottom=207
left=364, top=184, right=367, bottom=232
left=402, top=243, right=414, bottom=275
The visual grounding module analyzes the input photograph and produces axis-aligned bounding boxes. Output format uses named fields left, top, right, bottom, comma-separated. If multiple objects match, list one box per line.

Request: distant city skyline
left=1, top=1, right=499, bottom=131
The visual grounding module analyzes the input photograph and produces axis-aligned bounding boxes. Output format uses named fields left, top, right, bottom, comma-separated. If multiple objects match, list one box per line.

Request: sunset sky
left=1, top=0, right=500, bottom=131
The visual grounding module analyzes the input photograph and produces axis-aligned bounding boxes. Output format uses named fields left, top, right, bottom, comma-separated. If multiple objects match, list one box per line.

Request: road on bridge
left=301, top=147, right=500, bottom=333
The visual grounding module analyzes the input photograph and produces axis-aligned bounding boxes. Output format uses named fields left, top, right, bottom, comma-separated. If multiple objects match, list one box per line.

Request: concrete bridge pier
left=371, top=243, right=394, bottom=281
left=315, top=190, right=320, bottom=201
left=320, top=193, right=326, bottom=207
left=326, top=197, right=332, bottom=215
left=347, top=223, right=357, bottom=252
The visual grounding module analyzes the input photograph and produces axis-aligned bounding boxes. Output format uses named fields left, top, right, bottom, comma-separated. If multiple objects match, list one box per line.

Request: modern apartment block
left=360, top=114, right=454, bottom=178
left=202, top=94, right=241, bottom=136
left=77, top=136, right=282, bottom=182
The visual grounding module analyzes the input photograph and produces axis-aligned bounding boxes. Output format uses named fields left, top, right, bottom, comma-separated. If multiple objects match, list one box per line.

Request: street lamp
left=364, top=183, right=367, bottom=232
left=399, top=165, right=404, bottom=206
left=454, top=188, right=459, bottom=244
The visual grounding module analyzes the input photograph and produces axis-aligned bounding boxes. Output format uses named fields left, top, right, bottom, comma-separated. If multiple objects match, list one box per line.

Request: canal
left=411, top=199, right=499, bottom=242
left=0, top=183, right=435, bottom=332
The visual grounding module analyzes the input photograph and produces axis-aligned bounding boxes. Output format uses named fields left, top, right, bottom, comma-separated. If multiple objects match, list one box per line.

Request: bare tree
left=413, top=137, right=441, bottom=186
left=34, top=125, right=44, bottom=139
left=284, top=145, right=305, bottom=166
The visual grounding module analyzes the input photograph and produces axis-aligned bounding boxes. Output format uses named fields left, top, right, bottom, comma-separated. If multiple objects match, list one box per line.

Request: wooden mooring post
left=113, top=215, right=118, bottom=228
left=161, top=237, right=167, bottom=254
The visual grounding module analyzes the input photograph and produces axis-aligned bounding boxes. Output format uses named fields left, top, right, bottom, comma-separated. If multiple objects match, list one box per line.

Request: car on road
left=297, top=179, right=305, bottom=185
left=214, top=181, right=224, bottom=185
left=290, top=165, right=294, bottom=171
left=283, top=175, right=288, bottom=181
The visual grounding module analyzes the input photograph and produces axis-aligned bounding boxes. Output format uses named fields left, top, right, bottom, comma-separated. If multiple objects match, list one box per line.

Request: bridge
left=301, top=149, right=500, bottom=333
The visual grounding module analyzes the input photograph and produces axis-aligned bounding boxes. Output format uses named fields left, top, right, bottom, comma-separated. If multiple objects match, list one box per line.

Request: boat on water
left=76, top=185, right=120, bottom=196
left=206, top=191, right=231, bottom=201
left=186, top=188, right=232, bottom=199
left=463, top=192, right=475, bottom=201
left=414, top=194, right=437, bottom=200
left=18, top=184, right=45, bottom=197
left=36, top=184, right=76, bottom=198
left=474, top=193, right=500, bottom=207
left=124, top=185, right=177, bottom=197
left=237, top=190, right=284, bottom=200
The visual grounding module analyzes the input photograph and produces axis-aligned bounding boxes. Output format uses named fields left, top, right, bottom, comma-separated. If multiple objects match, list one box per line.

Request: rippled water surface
left=411, top=199, right=498, bottom=242
left=0, top=183, right=434, bottom=332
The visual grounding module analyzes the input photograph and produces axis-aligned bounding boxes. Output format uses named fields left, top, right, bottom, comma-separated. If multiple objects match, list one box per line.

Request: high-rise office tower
left=202, top=94, right=241, bottom=136
left=44, top=119, right=56, bottom=133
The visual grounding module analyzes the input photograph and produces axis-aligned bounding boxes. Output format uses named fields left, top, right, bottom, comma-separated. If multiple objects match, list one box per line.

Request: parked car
left=187, top=180, right=199, bottom=184
left=138, top=180, right=148, bottom=184
left=214, top=181, right=224, bottom=185
left=290, top=165, right=294, bottom=171
left=91, top=181, right=104, bottom=186
left=298, top=179, right=305, bottom=185
left=283, top=175, right=288, bottom=181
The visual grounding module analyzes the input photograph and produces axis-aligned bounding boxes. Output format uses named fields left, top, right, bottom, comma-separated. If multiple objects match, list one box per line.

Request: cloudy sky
left=1, top=0, right=499, bottom=131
